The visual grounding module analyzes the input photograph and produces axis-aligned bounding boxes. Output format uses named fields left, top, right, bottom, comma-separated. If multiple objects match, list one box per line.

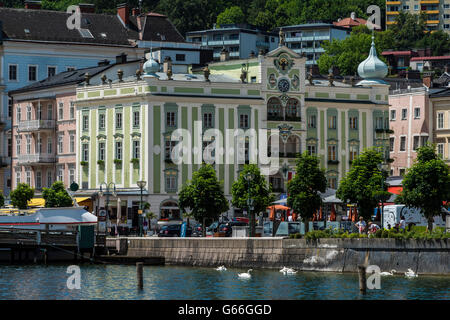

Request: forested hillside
left=1, top=0, right=386, bottom=36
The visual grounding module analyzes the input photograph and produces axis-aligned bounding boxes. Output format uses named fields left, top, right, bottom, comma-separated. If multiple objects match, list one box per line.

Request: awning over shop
left=75, top=197, right=90, bottom=204
left=388, top=186, right=403, bottom=195
left=28, top=198, right=45, bottom=207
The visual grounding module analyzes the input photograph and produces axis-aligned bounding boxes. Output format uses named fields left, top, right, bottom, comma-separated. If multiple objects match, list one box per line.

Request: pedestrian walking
left=355, top=216, right=367, bottom=234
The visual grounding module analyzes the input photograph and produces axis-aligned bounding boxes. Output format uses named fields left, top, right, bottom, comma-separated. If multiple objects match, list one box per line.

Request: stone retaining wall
left=118, top=238, right=450, bottom=275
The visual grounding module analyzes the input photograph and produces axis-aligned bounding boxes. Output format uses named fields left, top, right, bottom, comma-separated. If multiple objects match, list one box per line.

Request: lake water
left=0, top=264, right=449, bottom=300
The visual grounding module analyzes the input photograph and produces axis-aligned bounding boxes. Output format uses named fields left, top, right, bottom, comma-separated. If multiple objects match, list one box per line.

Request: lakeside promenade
left=109, top=237, right=450, bottom=275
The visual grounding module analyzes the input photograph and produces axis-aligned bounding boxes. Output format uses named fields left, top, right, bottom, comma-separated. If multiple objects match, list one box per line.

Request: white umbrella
left=273, top=199, right=287, bottom=205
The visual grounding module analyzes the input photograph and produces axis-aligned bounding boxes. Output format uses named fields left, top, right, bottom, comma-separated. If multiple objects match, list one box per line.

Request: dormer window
left=79, top=28, right=94, bottom=39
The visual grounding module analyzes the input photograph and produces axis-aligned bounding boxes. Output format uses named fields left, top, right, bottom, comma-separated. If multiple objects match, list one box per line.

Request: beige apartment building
left=386, top=0, right=450, bottom=33
left=431, top=87, right=450, bottom=165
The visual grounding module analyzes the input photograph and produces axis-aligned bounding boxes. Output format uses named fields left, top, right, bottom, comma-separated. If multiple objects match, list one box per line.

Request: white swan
left=215, top=265, right=227, bottom=271
left=282, top=268, right=297, bottom=275
left=380, top=269, right=396, bottom=276
left=279, top=266, right=288, bottom=273
left=405, top=268, right=418, bottom=278
left=238, top=269, right=252, bottom=279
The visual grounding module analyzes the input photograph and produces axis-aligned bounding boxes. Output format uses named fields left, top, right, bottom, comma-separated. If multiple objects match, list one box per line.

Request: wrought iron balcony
left=17, top=120, right=56, bottom=132
left=17, top=154, right=56, bottom=165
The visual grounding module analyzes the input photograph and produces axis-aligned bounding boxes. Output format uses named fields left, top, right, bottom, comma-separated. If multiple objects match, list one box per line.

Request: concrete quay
left=108, top=237, right=450, bottom=275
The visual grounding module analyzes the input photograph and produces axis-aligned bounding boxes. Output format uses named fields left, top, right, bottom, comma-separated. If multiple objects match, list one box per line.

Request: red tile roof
left=333, top=17, right=367, bottom=28
left=410, top=56, right=450, bottom=62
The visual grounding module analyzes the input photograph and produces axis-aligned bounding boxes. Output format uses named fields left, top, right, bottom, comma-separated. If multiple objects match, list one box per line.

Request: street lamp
left=137, top=180, right=147, bottom=237
left=244, top=172, right=255, bottom=237
left=377, top=162, right=389, bottom=230
left=99, top=182, right=117, bottom=236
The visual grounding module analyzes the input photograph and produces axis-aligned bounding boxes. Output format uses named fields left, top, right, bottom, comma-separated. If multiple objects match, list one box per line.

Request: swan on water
left=279, top=266, right=288, bottom=273
left=405, top=268, right=418, bottom=278
left=216, top=266, right=227, bottom=271
left=282, top=268, right=297, bottom=275
left=380, top=269, right=396, bottom=276
left=238, top=269, right=252, bottom=279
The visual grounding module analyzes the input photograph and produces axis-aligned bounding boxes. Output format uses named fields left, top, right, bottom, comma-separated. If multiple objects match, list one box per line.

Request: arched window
left=267, top=97, right=282, bottom=119
left=160, top=200, right=181, bottom=220
left=286, top=98, right=299, bottom=119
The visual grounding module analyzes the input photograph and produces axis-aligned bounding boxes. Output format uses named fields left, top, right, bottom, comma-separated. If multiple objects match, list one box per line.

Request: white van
left=383, top=205, right=448, bottom=230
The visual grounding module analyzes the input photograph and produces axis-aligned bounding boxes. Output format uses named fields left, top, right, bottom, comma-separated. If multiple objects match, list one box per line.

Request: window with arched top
left=267, top=97, right=282, bottom=120
left=286, top=98, right=300, bottom=119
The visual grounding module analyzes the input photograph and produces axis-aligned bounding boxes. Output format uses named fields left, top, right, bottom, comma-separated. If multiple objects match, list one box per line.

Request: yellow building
left=386, top=0, right=450, bottom=33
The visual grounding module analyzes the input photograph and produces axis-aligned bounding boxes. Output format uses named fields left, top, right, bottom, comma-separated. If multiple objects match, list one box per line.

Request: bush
left=42, top=181, right=73, bottom=208
left=0, top=192, right=4, bottom=207
left=10, top=183, right=34, bottom=209
left=302, top=226, right=449, bottom=240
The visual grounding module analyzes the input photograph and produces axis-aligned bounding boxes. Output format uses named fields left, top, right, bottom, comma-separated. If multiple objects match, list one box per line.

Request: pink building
left=9, top=63, right=114, bottom=192
left=388, top=86, right=432, bottom=176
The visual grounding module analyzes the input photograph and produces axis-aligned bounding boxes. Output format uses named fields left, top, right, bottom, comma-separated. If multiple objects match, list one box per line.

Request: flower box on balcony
left=328, top=160, right=340, bottom=165
left=80, top=161, right=88, bottom=166
left=114, top=159, right=122, bottom=165
left=131, top=158, right=140, bottom=165
left=97, top=160, right=105, bottom=166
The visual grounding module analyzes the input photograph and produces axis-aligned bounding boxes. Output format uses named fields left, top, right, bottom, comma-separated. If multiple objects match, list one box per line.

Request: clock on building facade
left=278, top=78, right=290, bottom=93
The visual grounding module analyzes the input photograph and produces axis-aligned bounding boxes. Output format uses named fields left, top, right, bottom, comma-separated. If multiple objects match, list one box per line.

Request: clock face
left=278, top=79, right=290, bottom=93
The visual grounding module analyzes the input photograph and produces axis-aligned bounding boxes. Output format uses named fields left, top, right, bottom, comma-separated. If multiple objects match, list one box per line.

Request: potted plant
left=97, top=160, right=105, bottom=166
left=114, top=159, right=122, bottom=165
left=80, top=161, right=88, bottom=166
left=131, top=158, right=139, bottom=165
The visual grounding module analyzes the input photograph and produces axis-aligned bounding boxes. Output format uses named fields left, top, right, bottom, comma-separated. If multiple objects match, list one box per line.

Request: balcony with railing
left=17, top=120, right=56, bottom=132
left=17, top=154, right=56, bottom=165
left=267, top=113, right=302, bottom=122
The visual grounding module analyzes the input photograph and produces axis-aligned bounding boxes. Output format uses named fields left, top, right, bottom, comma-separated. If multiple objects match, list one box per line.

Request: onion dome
left=143, top=57, right=160, bottom=77
left=357, top=35, right=388, bottom=85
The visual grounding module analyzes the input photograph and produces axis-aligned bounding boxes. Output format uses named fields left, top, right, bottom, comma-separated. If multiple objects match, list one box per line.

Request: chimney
left=116, top=53, right=127, bottom=64
left=163, top=56, right=172, bottom=74
left=24, top=1, right=42, bottom=9
left=350, top=12, right=356, bottom=20
left=132, top=8, right=141, bottom=16
left=423, top=72, right=433, bottom=88
left=117, top=3, right=130, bottom=26
left=220, top=47, right=229, bottom=62
left=79, top=3, right=95, bottom=13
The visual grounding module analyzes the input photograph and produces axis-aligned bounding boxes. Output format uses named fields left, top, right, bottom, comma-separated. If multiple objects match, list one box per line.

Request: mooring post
left=136, top=262, right=144, bottom=290
left=44, top=249, right=48, bottom=265
left=358, top=265, right=367, bottom=294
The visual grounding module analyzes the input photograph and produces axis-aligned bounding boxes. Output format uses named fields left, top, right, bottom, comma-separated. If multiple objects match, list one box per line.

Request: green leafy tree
left=396, top=144, right=450, bottom=231
left=287, top=152, right=327, bottom=226
left=10, top=183, right=35, bottom=210
left=318, top=25, right=388, bottom=76
left=0, top=192, right=4, bottom=208
left=179, top=164, right=229, bottom=236
left=231, top=164, right=274, bottom=236
left=216, top=6, right=245, bottom=26
left=388, top=11, right=427, bottom=51
left=337, top=148, right=389, bottom=221
left=42, top=181, right=74, bottom=208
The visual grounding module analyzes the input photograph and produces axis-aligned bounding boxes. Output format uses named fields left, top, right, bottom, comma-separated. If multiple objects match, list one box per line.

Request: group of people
left=354, top=215, right=407, bottom=235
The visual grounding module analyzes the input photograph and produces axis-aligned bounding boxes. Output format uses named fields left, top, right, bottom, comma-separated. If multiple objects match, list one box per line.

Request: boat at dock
left=0, top=207, right=97, bottom=231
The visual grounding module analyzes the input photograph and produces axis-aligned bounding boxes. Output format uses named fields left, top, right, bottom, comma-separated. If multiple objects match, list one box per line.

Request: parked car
left=191, top=223, right=203, bottom=237
left=219, top=221, right=248, bottom=237
left=158, top=224, right=192, bottom=237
